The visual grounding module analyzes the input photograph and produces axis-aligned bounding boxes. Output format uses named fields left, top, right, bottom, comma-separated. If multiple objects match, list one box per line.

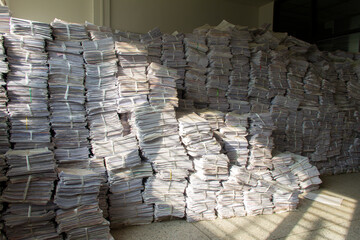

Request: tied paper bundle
left=143, top=176, right=187, bottom=220
left=206, top=28, right=231, bottom=111
left=177, top=112, right=221, bottom=158
left=147, top=62, right=179, bottom=107
left=268, top=49, right=289, bottom=98
left=301, top=106, right=320, bottom=155
left=197, top=109, right=225, bottom=130
left=141, top=27, right=163, bottom=63
left=4, top=34, right=52, bottom=150
left=51, top=18, right=88, bottom=41
left=186, top=175, right=221, bottom=222
left=0, top=6, right=10, bottom=34
left=108, top=162, right=153, bottom=227
left=193, top=154, right=229, bottom=181
left=3, top=203, right=60, bottom=240
left=161, top=33, right=186, bottom=90
left=0, top=36, right=9, bottom=154
left=85, top=21, right=114, bottom=41
left=177, top=99, right=195, bottom=110
left=116, top=40, right=150, bottom=111
left=286, top=57, right=308, bottom=101
left=243, top=188, right=274, bottom=216
left=82, top=37, right=117, bottom=65
left=10, top=17, right=52, bottom=40
left=247, top=113, right=275, bottom=170
left=2, top=148, right=57, bottom=205
left=55, top=204, right=111, bottom=239
left=183, top=33, right=209, bottom=107
left=302, top=65, right=321, bottom=107
left=220, top=130, right=249, bottom=167
left=114, top=30, right=142, bottom=43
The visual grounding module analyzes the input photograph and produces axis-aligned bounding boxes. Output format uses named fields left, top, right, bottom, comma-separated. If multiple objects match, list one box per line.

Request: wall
left=109, top=0, right=259, bottom=33
left=258, top=1, right=274, bottom=29
left=7, top=0, right=94, bottom=24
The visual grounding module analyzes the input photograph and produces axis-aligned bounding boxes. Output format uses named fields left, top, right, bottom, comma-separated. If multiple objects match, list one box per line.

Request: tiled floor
left=111, top=172, right=360, bottom=240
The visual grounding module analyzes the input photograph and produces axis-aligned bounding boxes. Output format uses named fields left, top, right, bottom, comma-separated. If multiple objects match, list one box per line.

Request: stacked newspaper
left=135, top=103, right=192, bottom=220
left=221, top=112, right=249, bottom=166
left=268, top=49, right=289, bottom=98
left=85, top=21, right=114, bottom=41
left=206, top=28, right=231, bottom=111
left=247, top=113, right=274, bottom=170
left=0, top=6, right=10, bottom=34
left=10, top=17, right=52, bottom=40
left=161, top=33, right=186, bottom=91
left=286, top=57, right=308, bottom=102
left=55, top=168, right=112, bottom=239
left=48, top=19, right=89, bottom=168
left=0, top=35, right=9, bottom=154
left=301, top=106, right=320, bottom=158
left=197, top=109, right=225, bottom=130
left=147, top=62, right=179, bottom=107
left=2, top=148, right=59, bottom=239
left=116, top=39, right=149, bottom=112
left=178, top=99, right=195, bottom=110
left=183, top=33, right=208, bottom=107
left=227, top=26, right=251, bottom=111
left=141, top=27, right=162, bottom=64
left=5, top=33, right=51, bottom=150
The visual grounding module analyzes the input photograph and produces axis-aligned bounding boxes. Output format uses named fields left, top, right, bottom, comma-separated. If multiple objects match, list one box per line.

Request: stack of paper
left=268, top=50, right=289, bottom=98
left=247, top=113, right=274, bottom=170
left=177, top=99, right=195, bottom=110
left=85, top=21, right=114, bottom=41
left=48, top=19, right=89, bottom=168
left=161, top=33, right=186, bottom=91
left=244, top=190, right=274, bottom=216
left=0, top=6, right=10, bottom=34
left=193, top=154, right=229, bottom=181
left=205, top=28, right=231, bottom=111
left=0, top=35, right=9, bottom=154
left=141, top=27, right=162, bottom=63
left=116, top=40, right=149, bottom=112
left=10, top=17, right=52, bottom=40
left=183, top=33, right=208, bottom=107
left=147, top=62, right=179, bottom=107
left=5, top=33, right=52, bottom=150
left=197, top=109, right=225, bottom=130
left=3, top=203, right=60, bottom=240
left=54, top=168, right=112, bottom=239
left=286, top=57, right=308, bottom=102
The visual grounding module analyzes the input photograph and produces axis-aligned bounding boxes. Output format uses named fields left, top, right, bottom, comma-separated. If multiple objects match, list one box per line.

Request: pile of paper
left=147, top=62, right=179, bottom=107
left=286, top=57, right=308, bottom=102
left=197, top=109, right=225, bottom=130
left=10, top=17, right=52, bottom=40
left=5, top=33, right=52, bottom=150
left=0, top=6, right=10, bottom=34
left=161, top=33, right=186, bottom=91
left=48, top=19, right=89, bottom=168
left=206, top=28, right=231, bottom=111
left=177, top=99, right=195, bottom=110
left=116, top=40, right=149, bottom=112
left=268, top=49, right=289, bottom=98
left=220, top=112, right=249, bottom=166
left=3, top=203, right=60, bottom=240
left=0, top=35, right=8, bottom=154
left=54, top=168, right=112, bottom=239
left=247, top=113, right=274, bottom=170
left=141, top=27, right=163, bottom=64
left=227, top=26, right=251, bottom=110
left=85, top=21, right=114, bottom=41
left=183, top=33, right=208, bottom=107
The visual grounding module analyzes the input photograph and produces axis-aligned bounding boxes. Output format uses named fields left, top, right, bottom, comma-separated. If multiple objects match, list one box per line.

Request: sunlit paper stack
left=243, top=190, right=274, bottom=216
left=10, top=17, right=52, bottom=40
left=193, top=154, right=229, bottom=181
left=48, top=19, right=90, bottom=168
left=85, top=21, right=114, bottom=41
left=116, top=40, right=149, bottom=112
left=2, top=148, right=57, bottom=205
left=147, top=62, right=179, bottom=107
left=301, top=106, right=320, bottom=157
left=143, top=176, right=187, bottom=221
left=108, top=162, right=154, bottom=227
left=206, top=28, right=231, bottom=111
left=161, top=33, right=186, bottom=90
left=197, top=109, right=225, bottom=131
left=220, top=127, right=249, bottom=167
left=4, top=33, right=52, bottom=150
left=286, top=57, right=308, bottom=102
left=54, top=168, right=112, bottom=239
left=0, top=6, right=10, bottom=34
left=140, top=27, right=162, bottom=63
left=0, top=36, right=9, bottom=154
left=186, top=174, right=221, bottom=222
left=183, top=33, right=209, bottom=107
left=268, top=50, right=289, bottom=98
left=247, top=113, right=274, bottom=170
left=3, top=203, right=60, bottom=240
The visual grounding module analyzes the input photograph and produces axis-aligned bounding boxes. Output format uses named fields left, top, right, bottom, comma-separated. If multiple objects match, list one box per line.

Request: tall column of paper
left=183, top=33, right=208, bottom=108
left=141, top=28, right=162, bottom=64
left=161, top=33, right=187, bottom=98
left=227, top=26, right=251, bottom=112
left=140, top=63, right=193, bottom=220
left=2, top=17, right=59, bottom=239
left=177, top=112, right=228, bottom=222
left=206, top=28, right=231, bottom=112
left=48, top=19, right=111, bottom=239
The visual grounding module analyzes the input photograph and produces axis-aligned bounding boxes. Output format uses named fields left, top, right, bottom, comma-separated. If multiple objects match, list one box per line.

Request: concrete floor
left=111, top=173, right=360, bottom=240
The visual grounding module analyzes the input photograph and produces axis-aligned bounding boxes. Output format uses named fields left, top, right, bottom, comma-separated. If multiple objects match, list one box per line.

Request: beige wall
left=7, top=0, right=94, bottom=24
left=110, top=0, right=259, bottom=33
left=258, top=1, right=274, bottom=29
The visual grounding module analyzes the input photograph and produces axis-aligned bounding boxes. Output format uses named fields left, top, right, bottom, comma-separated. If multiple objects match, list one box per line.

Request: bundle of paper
left=185, top=174, right=221, bottom=222
left=51, top=18, right=88, bottom=41
left=87, top=112, right=123, bottom=142
left=107, top=162, right=153, bottom=183
left=197, top=109, right=225, bottom=130
left=273, top=189, right=299, bottom=213
left=10, top=17, right=52, bottom=40
left=177, top=99, right=194, bottom=110
left=243, top=190, right=273, bottom=216
left=222, top=136, right=248, bottom=166
left=5, top=220, right=60, bottom=240
left=55, top=204, right=111, bottom=239
left=109, top=203, right=153, bottom=227
left=117, top=94, right=148, bottom=113
left=0, top=6, right=10, bottom=34
left=54, top=146, right=89, bottom=166
left=183, top=70, right=208, bottom=104
left=193, top=154, right=229, bottom=181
